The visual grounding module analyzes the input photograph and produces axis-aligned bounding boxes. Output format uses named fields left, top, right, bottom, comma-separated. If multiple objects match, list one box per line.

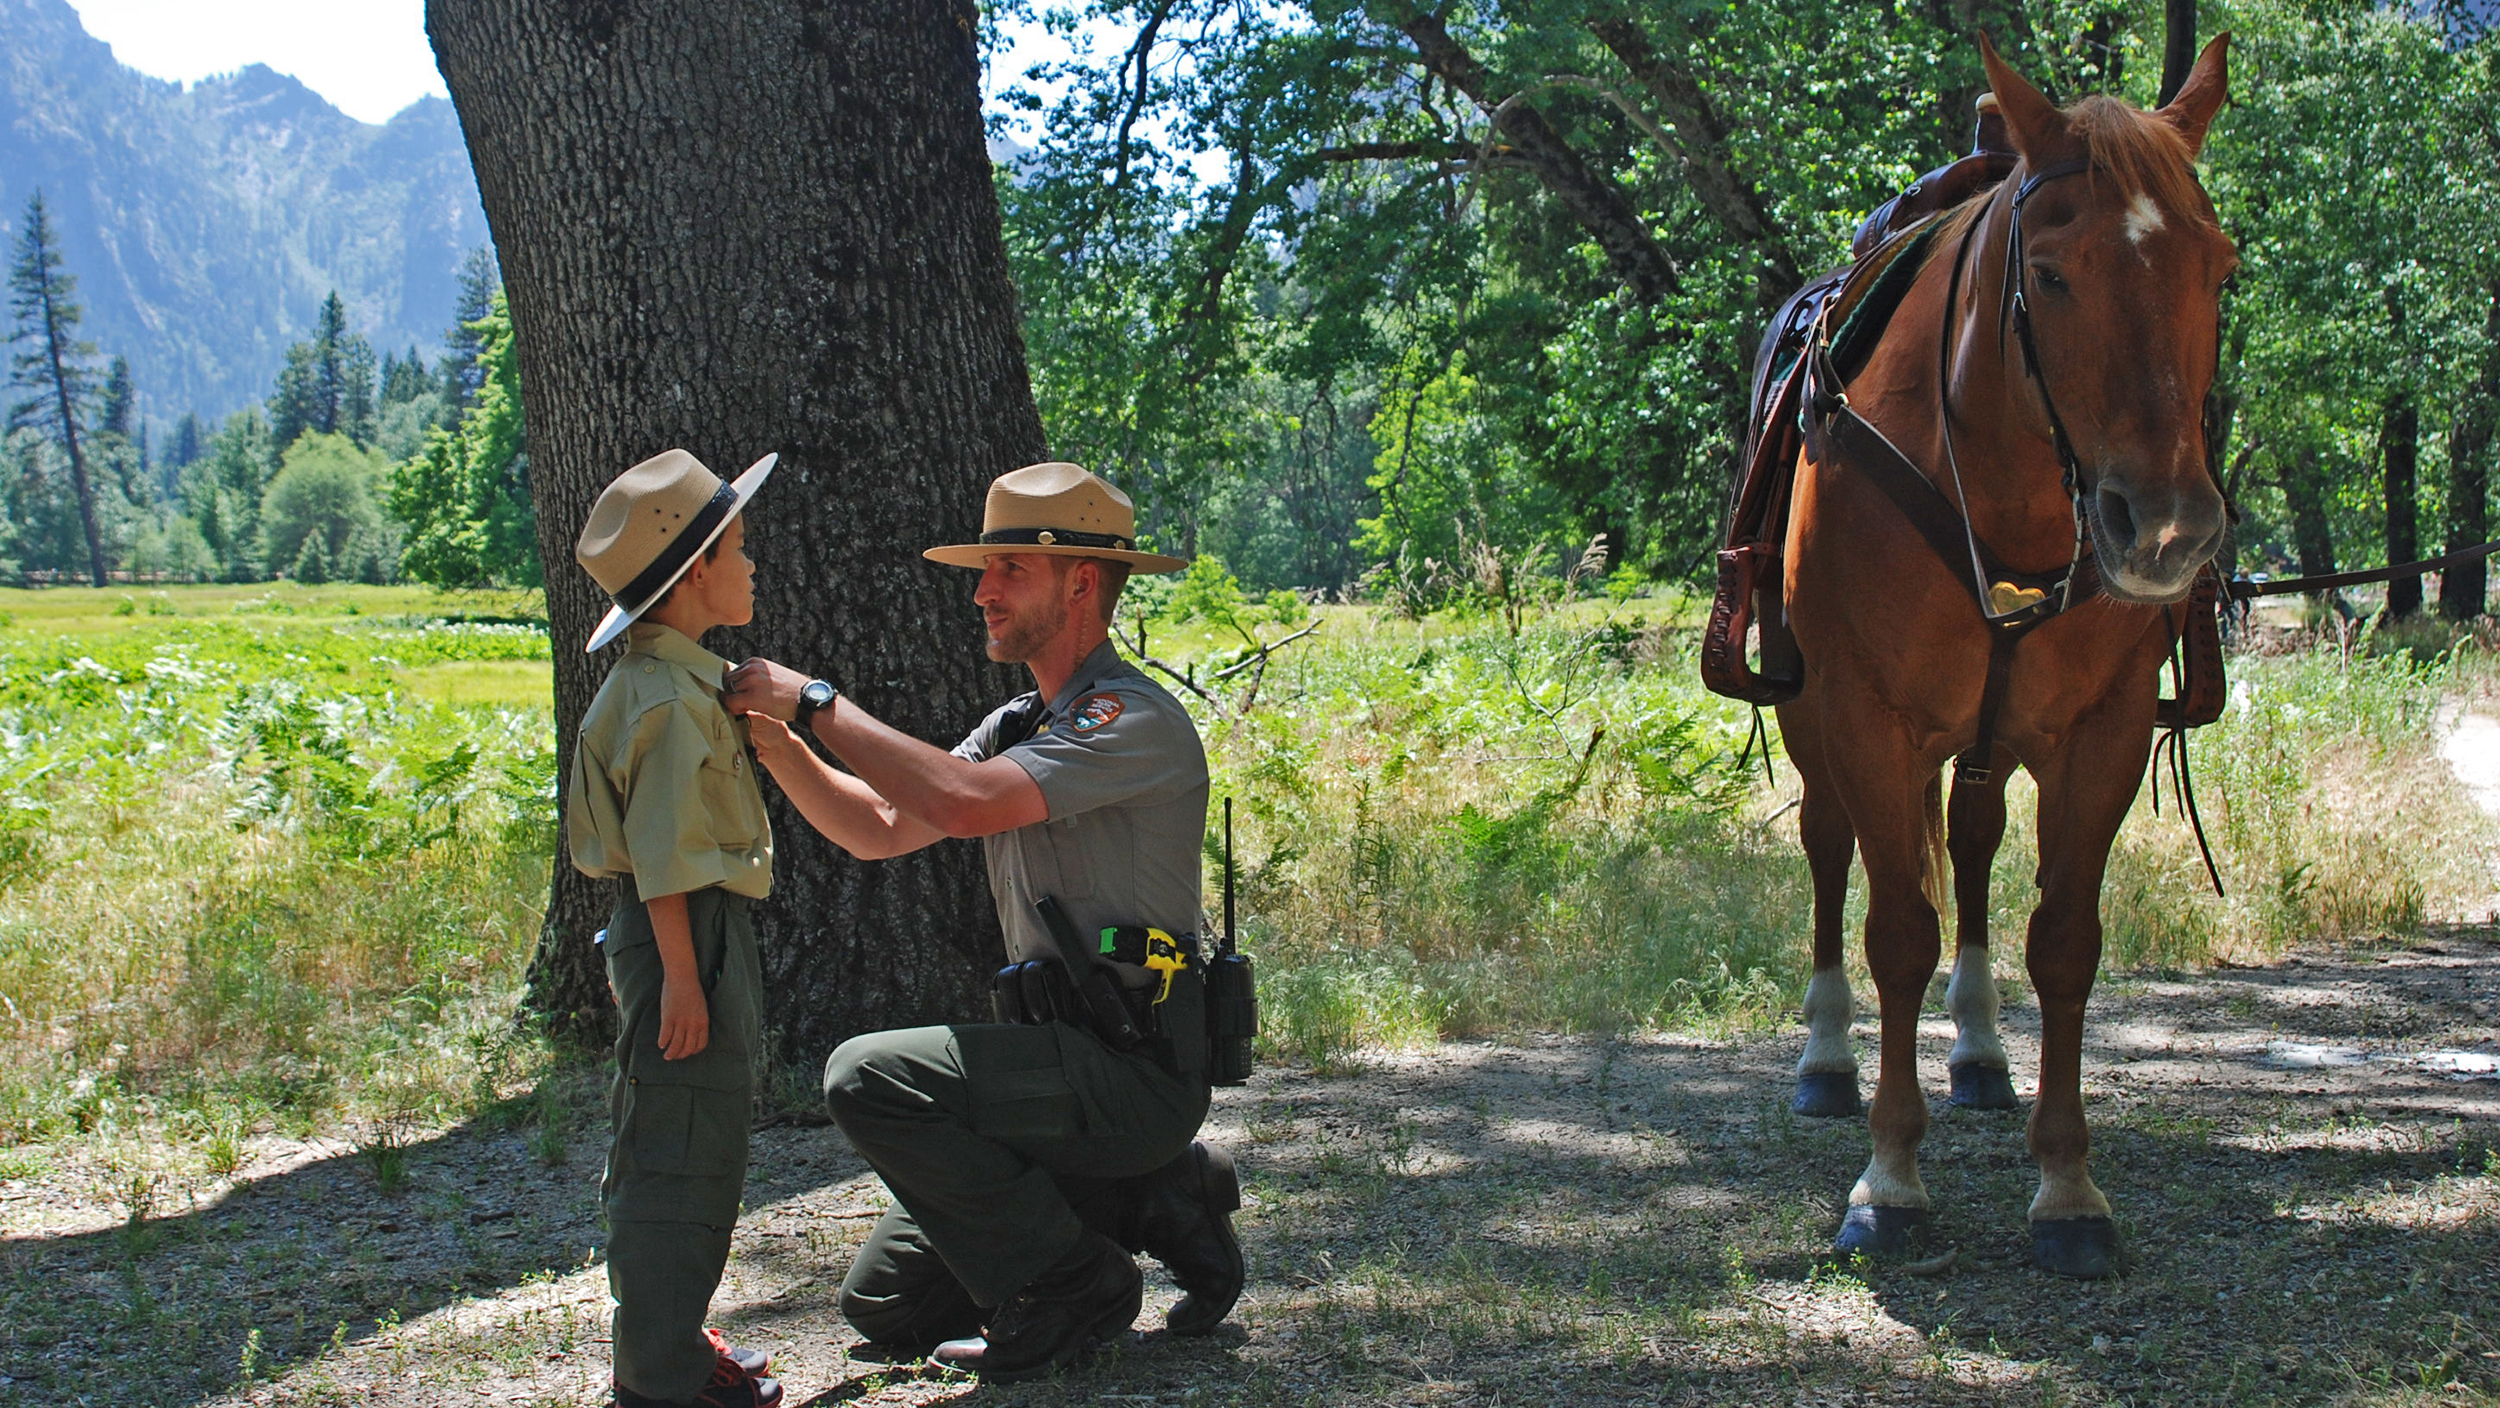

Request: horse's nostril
left=2095, top=486, right=2137, bottom=550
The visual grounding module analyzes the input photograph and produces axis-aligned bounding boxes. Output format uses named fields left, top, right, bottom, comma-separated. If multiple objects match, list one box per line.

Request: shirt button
left=643, top=665, right=655, bottom=674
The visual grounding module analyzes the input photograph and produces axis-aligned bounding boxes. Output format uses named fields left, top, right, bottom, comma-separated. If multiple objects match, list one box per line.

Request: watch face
left=801, top=680, right=836, bottom=709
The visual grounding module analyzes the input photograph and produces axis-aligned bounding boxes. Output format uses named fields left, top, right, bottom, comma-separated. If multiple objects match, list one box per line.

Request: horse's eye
left=2030, top=265, right=2068, bottom=292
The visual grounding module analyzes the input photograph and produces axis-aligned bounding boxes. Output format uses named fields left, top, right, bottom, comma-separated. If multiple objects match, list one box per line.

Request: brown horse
left=1775, top=36, right=2235, bottom=1277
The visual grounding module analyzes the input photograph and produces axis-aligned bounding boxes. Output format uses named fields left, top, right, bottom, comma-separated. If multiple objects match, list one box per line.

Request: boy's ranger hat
left=922, top=461, right=1186, bottom=573
left=575, top=448, right=776, bottom=652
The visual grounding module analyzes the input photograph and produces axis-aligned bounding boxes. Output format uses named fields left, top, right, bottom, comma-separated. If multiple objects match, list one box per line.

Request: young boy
left=567, top=448, right=783, bottom=1408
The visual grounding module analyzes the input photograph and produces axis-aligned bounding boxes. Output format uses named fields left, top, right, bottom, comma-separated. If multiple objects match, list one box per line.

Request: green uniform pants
left=602, top=882, right=762, bottom=1401
left=823, top=993, right=1209, bottom=1343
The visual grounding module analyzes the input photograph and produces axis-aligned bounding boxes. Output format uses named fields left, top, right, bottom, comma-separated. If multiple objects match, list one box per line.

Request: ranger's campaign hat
left=922, top=461, right=1187, bottom=574
left=575, top=448, right=776, bottom=652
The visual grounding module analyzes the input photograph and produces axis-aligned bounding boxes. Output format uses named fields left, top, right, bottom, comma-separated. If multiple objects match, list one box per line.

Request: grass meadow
left=0, top=581, right=2488, bottom=1181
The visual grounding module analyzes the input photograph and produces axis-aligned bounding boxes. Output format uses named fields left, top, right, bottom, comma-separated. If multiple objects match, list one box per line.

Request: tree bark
left=2281, top=449, right=2348, bottom=617
left=429, top=0, right=1037, bottom=1056
left=2444, top=281, right=2500, bottom=621
left=2158, top=0, right=2198, bottom=107
left=2382, top=391, right=2419, bottom=618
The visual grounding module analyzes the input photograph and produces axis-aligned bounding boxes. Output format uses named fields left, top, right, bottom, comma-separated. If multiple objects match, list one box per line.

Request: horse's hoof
left=1947, top=1062, right=2019, bottom=1110
left=2031, top=1217, right=2121, bottom=1278
left=1833, top=1204, right=1929, bottom=1259
left=1792, top=1071, right=1862, bottom=1118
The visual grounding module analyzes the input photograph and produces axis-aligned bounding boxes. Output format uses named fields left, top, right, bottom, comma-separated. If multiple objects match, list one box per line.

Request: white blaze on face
left=2124, top=193, right=2167, bottom=246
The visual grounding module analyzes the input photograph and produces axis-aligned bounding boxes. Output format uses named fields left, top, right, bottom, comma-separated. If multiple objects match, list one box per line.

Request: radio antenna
left=1223, top=796, right=1236, bottom=957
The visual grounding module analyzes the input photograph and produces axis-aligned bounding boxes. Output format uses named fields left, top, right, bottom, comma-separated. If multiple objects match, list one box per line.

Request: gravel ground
left=4, top=924, right=2495, bottom=1408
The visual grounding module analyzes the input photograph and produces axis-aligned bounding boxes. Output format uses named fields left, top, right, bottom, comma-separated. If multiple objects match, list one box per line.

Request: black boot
left=1129, top=1141, right=1244, bottom=1336
left=929, top=1231, right=1141, bottom=1381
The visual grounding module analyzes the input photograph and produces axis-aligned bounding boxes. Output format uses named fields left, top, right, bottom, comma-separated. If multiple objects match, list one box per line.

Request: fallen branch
left=1112, top=621, right=1229, bottom=718
left=1210, top=620, right=1321, bottom=680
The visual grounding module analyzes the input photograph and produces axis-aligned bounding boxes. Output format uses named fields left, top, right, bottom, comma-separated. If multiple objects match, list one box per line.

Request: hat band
left=615, top=481, right=740, bottom=611
left=979, top=526, right=1136, bottom=552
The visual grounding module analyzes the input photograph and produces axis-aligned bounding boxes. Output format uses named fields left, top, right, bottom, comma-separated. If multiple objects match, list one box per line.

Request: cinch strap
left=615, top=482, right=741, bottom=611
left=980, top=526, right=1136, bottom=551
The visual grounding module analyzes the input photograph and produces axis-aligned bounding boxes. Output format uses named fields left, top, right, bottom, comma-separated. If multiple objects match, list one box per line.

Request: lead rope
left=1737, top=704, right=1776, bottom=786
left=2148, top=615, right=2225, bottom=896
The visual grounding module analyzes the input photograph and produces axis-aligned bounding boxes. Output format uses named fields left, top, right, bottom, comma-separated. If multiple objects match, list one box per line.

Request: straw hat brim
left=923, top=541, right=1188, bottom=574
left=585, top=452, right=777, bottom=653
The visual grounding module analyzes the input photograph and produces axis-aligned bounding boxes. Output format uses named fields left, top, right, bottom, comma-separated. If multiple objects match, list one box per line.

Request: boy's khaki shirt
left=567, top=622, right=773, bottom=901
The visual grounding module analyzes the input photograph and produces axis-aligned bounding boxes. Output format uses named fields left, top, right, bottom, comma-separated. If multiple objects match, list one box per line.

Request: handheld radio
left=1205, top=795, right=1258, bottom=1085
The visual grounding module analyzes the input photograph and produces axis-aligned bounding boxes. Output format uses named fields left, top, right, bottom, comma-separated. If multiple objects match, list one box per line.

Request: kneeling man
left=724, top=462, right=1241, bottom=1380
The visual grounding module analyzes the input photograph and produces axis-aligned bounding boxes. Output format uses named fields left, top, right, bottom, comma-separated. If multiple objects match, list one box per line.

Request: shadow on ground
left=3, top=932, right=2495, bottom=1407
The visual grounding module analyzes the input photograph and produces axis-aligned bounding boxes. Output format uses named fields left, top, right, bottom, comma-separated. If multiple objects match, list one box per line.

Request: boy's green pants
left=602, top=881, right=761, bottom=1402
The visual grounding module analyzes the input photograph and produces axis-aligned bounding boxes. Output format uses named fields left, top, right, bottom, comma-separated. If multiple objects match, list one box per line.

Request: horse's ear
left=2156, top=33, right=2231, bottom=156
left=1979, top=33, right=2070, bottom=162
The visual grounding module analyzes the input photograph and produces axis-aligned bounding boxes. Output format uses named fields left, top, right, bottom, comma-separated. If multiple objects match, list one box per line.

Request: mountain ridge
left=0, top=0, right=488, bottom=429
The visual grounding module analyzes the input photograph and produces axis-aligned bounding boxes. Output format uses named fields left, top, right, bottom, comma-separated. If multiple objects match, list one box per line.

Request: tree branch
left=1585, top=16, right=1803, bottom=298
left=1389, top=8, right=1680, bottom=303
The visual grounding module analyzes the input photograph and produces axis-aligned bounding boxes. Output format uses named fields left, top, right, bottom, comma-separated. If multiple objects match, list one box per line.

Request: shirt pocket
left=1044, top=814, right=1094, bottom=900
left=696, top=731, right=760, bottom=850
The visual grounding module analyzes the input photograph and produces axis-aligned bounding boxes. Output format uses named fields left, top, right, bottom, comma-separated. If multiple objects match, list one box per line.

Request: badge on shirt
left=1068, top=692, right=1125, bottom=733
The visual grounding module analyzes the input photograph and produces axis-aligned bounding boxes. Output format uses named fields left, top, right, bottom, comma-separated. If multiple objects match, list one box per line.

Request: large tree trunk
left=429, top=0, right=1037, bottom=1057
left=2445, top=281, right=2500, bottom=621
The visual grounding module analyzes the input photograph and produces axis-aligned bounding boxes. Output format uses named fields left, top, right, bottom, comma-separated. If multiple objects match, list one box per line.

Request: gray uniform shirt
left=952, top=639, right=1210, bottom=966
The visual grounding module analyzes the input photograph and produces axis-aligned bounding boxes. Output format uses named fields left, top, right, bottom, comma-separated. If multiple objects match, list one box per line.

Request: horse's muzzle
left=2091, top=478, right=2223, bottom=603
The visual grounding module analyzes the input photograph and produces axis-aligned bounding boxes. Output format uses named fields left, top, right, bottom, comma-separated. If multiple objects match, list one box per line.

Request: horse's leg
left=1783, top=709, right=1861, bottom=1117
left=1832, top=758, right=1947, bottom=1258
left=2020, top=722, right=2152, bottom=1278
left=1944, top=757, right=2019, bottom=1110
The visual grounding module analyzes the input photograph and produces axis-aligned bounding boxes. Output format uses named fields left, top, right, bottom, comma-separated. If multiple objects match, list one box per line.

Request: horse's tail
left=1919, top=768, right=1949, bottom=917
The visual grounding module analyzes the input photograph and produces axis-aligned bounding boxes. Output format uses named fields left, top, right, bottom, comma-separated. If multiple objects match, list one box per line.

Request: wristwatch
left=795, top=678, right=838, bottom=729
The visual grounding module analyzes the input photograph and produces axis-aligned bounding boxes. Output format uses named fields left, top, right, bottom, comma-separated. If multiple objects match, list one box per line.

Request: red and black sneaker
left=705, top=1328, right=770, bottom=1380
left=613, top=1353, right=784, bottom=1408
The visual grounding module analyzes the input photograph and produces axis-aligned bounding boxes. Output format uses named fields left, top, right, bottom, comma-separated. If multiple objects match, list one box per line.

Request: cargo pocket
left=956, top=1024, right=1089, bottom=1142
left=622, top=1069, right=751, bottom=1178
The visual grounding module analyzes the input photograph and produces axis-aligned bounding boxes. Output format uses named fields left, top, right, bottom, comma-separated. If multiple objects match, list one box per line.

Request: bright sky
left=67, top=0, right=445, bottom=125
left=66, top=0, right=1083, bottom=131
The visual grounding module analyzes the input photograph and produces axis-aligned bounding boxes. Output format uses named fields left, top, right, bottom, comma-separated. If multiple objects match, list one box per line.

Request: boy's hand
left=657, top=971, right=711, bottom=1060
left=722, top=657, right=806, bottom=721
left=747, top=712, right=808, bottom=771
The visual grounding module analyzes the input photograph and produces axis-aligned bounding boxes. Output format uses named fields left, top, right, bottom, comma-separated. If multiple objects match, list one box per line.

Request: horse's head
left=1980, top=35, right=2238, bottom=604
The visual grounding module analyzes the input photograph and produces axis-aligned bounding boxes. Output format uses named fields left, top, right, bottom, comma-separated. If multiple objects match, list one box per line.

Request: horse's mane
left=2062, top=95, right=2210, bottom=226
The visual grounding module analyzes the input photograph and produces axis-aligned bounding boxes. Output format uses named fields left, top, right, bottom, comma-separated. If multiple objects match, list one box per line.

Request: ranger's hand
left=722, top=657, right=807, bottom=721
left=656, top=971, right=711, bottom=1060
left=746, top=712, right=809, bottom=772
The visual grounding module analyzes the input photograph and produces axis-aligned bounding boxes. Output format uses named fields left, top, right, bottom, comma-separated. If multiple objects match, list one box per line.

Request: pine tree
left=381, top=346, right=432, bottom=405
left=99, top=356, right=132, bottom=438
left=5, top=192, right=109, bottom=586
left=268, top=292, right=378, bottom=454
left=436, top=247, right=500, bottom=416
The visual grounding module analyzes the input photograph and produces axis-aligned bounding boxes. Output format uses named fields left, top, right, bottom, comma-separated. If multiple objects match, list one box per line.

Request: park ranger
left=722, top=461, right=1243, bottom=1380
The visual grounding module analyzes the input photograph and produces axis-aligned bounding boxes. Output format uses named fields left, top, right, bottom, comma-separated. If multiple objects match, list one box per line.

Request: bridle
left=1932, top=155, right=2097, bottom=627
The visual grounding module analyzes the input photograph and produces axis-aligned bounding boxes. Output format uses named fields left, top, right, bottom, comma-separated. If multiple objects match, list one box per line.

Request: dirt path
left=4, top=923, right=2495, bottom=1408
